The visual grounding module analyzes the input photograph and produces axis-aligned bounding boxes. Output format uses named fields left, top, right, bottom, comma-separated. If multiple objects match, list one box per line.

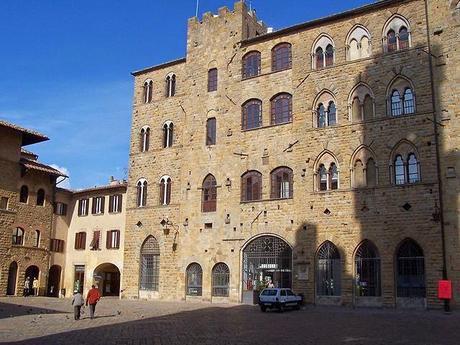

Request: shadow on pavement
left=0, top=301, right=68, bottom=320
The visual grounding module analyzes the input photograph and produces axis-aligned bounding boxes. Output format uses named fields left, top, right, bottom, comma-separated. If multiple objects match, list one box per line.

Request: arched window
left=407, top=153, right=420, bottom=183
left=206, top=118, right=216, bottom=146
left=399, top=27, right=409, bottom=50
left=186, top=263, right=203, bottom=296
left=20, top=185, right=28, bottom=203
left=202, top=174, right=217, bottom=212
left=355, top=240, right=381, bottom=297
left=34, top=230, right=40, bottom=247
left=396, top=239, right=425, bottom=298
left=349, top=83, right=375, bottom=122
left=363, top=95, right=374, bottom=121
left=329, top=163, right=338, bottom=190
left=165, top=74, right=176, bottom=97
left=270, top=93, right=292, bottom=125
left=241, top=171, right=262, bottom=202
left=163, top=121, right=173, bottom=148
left=387, top=77, right=416, bottom=116
left=270, top=167, right=293, bottom=199
left=272, top=43, right=292, bottom=72
left=318, top=164, right=328, bottom=191
left=403, top=88, right=415, bottom=114
left=387, top=30, right=397, bottom=52
left=242, top=99, right=262, bottom=130
left=383, top=15, right=411, bottom=52
left=391, top=90, right=402, bottom=117
left=242, top=51, right=261, bottom=79
left=391, top=141, right=420, bottom=185
left=314, top=91, right=337, bottom=127
left=352, top=97, right=361, bottom=123
left=315, top=151, right=339, bottom=191
left=212, top=263, right=230, bottom=297
left=327, top=101, right=336, bottom=126
left=207, top=68, right=218, bottom=92
left=159, top=176, right=171, bottom=206
left=354, top=160, right=365, bottom=188
left=136, top=179, right=148, bottom=207
left=346, top=25, right=371, bottom=60
left=394, top=155, right=405, bottom=185
left=143, top=80, right=153, bottom=103
left=12, top=227, right=24, bottom=246
left=316, top=241, right=341, bottom=296
left=315, top=47, right=324, bottom=69
left=140, top=126, right=150, bottom=152
left=351, top=146, right=378, bottom=188
left=140, top=236, right=160, bottom=291
left=325, top=44, right=334, bottom=66
left=349, top=39, right=359, bottom=60
left=366, top=158, right=377, bottom=187
left=36, top=189, right=45, bottom=206
left=317, top=104, right=326, bottom=128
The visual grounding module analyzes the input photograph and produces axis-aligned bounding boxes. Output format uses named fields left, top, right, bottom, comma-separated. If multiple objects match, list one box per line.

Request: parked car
left=258, top=288, right=302, bottom=312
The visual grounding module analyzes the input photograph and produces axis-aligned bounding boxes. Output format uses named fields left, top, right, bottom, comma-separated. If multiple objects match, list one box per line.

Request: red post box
left=438, top=280, right=452, bottom=300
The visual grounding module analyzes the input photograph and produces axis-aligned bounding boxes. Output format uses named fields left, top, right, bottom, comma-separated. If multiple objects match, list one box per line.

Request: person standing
left=85, top=285, right=101, bottom=319
left=24, top=277, right=30, bottom=296
left=32, top=277, right=39, bottom=296
left=71, top=290, right=84, bottom=320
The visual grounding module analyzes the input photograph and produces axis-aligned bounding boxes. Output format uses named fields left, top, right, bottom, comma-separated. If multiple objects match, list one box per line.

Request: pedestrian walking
left=32, top=277, right=39, bottom=296
left=71, top=290, right=84, bottom=320
left=23, top=277, right=30, bottom=296
left=85, top=285, right=101, bottom=319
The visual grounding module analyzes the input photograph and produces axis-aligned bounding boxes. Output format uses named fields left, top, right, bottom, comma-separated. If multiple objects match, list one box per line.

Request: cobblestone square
left=0, top=297, right=459, bottom=345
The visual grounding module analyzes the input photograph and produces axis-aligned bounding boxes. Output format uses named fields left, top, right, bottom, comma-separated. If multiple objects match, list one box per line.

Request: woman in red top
left=86, top=285, right=101, bottom=319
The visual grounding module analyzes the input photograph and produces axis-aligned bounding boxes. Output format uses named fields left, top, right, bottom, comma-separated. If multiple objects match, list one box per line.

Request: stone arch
left=346, top=24, right=371, bottom=60
left=312, top=89, right=338, bottom=127
left=348, top=82, right=375, bottom=122
left=93, top=263, right=121, bottom=296
left=350, top=145, right=379, bottom=188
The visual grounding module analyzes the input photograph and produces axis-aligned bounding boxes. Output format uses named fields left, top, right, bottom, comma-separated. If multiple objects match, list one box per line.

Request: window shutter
left=109, top=196, right=113, bottom=213
left=74, top=234, right=78, bottom=249
left=118, top=195, right=122, bottom=213
left=106, top=231, right=111, bottom=249
left=100, top=197, right=105, bottom=214
left=116, top=230, right=120, bottom=249
left=62, top=203, right=67, bottom=216
left=241, top=176, right=247, bottom=201
left=84, top=199, right=89, bottom=215
left=82, top=232, right=86, bottom=249
left=78, top=201, right=82, bottom=216
left=91, top=198, right=96, bottom=214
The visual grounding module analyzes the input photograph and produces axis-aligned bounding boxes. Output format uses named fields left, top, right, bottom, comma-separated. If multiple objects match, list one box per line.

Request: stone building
left=0, top=120, right=67, bottom=297
left=123, top=0, right=459, bottom=309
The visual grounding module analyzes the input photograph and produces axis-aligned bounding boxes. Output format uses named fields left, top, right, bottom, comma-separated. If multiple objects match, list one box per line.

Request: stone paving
left=0, top=297, right=459, bottom=345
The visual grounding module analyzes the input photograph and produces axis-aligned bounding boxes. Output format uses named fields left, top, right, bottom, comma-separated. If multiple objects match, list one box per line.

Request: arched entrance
left=7, top=262, right=18, bottom=295
left=25, top=265, right=39, bottom=296
left=242, top=235, right=292, bottom=304
left=93, top=263, right=120, bottom=296
left=47, top=265, right=61, bottom=297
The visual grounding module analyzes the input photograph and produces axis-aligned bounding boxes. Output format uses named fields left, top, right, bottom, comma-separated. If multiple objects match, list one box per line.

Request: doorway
left=7, top=262, right=18, bottom=295
left=93, top=263, right=120, bottom=296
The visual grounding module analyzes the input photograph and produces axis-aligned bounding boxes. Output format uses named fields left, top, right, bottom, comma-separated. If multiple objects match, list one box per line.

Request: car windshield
left=261, top=289, right=277, bottom=296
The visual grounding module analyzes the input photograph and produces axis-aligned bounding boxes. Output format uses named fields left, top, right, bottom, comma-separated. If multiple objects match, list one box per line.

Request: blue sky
left=0, top=0, right=373, bottom=189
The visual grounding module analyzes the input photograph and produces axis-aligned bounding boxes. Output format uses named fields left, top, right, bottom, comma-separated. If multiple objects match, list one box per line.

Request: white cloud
left=50, top=164, right=71, bottom=189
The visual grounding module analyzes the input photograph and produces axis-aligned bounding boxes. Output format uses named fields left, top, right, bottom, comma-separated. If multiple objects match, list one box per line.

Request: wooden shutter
left=108, top=196, right=113, bottom=213
left=91, top=198, right=96, bottom=214
left=118, top=195, right=122, bottom=213
left=78, top=201, right=82, bottom=216
left=82, top=232, right=86, bottom=249
left=106, top=231, right=111, bottom=249
left=100, top=197, right=105, bottom=214
left=116, top=230, right=120, bottom=249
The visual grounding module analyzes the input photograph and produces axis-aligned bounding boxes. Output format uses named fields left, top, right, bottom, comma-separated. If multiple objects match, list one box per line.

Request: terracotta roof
left=20, top=148, right=39, bottom=161
left=71, top=182, right=128, bottom=195
left=131, top=57, right=186, bottom=76
left=0, top=119, right=49, bottom=146
left=20, top=158, right=68, bottom=177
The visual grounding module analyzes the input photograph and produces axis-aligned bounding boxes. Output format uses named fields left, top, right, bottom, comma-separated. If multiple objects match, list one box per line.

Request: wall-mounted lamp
left=225, top=178, right=232, bottom=187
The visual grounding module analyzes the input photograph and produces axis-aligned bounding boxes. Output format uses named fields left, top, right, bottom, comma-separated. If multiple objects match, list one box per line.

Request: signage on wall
left=438, top=280, right=452, bottom=300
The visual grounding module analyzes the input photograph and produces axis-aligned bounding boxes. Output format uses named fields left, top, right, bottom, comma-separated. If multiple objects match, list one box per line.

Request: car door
left=286, top=289, right=296, bottom=304
left=280, top=289, right=287, bottom=303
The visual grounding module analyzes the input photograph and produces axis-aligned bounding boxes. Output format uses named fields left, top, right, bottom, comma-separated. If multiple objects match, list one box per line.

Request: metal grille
left=212, top=263, right=230, bottom=297
left=355, top=241, right=381, bottom=297
left=186, top=263, right=202, bottom=296
left=242, top=236, right=292, bottom=291
left=140, top=236, right=160, bottom=291
left=316, top=241, right=341, bottom=296
left=397, top=240, right=425, bottom=298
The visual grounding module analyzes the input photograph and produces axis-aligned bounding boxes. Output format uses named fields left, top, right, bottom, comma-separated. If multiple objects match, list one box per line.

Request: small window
left=108, top=194, right=122, bottom=213
left=50, top=239, right=65, bottom=253
left=91, top=196, right=105, bottom=215
left=143, top=80, right=153, bottom=103
left=204, top=223, right=213, bottom=229
left=241, top=171, right=262, bottom=202
left=20, top=185, right=28, bottom=203
left=75, top=232, right=86, bottom=250
left=403, top=88, right=415, bottom=114
left=140, top=126, right=150, bottom=152
left=272, top=43, right=292, bottom=72
left=159, top=176, right=172, bottom=206
left=270, top=167, right=293, bottom=199
left=280, top=290, right=287, bottom=296
left=399, top=27, right=409, bottom=50
left=206, top=118, right=216, bottom=146
left=270, top=93, right=292, bottom=125
left=12, top=227, right=24, bottom=246
left=186, top=263, right=203, bottom=296
left=327, top=101, right=336, bottom=126
left=316, top=153, right=339, bottom=192
left=242, top=51, right=261, bottom=78
left=325, top=44, right=334, bottom=66
left=315, top=47, right=324, bottom=69
left=387, top=30, right=397, bottom=52
left=202, top=174, right=217, bottom=212
left=106, top=230, right=120, bottom=249
left=407, top=154, right=420, bottom=183
left=137, top=179, right=148, bottom=207
left=90, top=230, right=101, bottom=250
left=242, top=99, right=262, bottom=130
left=54, top=202, right=68, bottom=215
left=36, top=189, right=45, bottom=206
left=315, top=93, right=337, bottom=128
left=394, top=155, right=405, bottom=185
left=78, top=198, right=89, bottom=216
left=163, top=122, right=174, bottom=148
left=318, top=164, right=328, bottom=191
left=0, top=197, right=9, bottom=210
left=165, top=74, right=176, bottom=97
left=208, top=68, right=218, bottom=92
left=317, top=104, right=326, bottom=128
left=329, top=163, right=338, bottom=190
left=34, top=230, right=40, bottom=247
left=391, top=90, right=402, bottom=117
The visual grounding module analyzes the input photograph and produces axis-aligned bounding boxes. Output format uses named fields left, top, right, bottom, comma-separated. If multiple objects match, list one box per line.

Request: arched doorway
left=242, top=235, right=292, bottom=304
left=7, top=262, right=18, bottom=295
left=25, top=265, right=39, bottom=296
left=93, top=263, right=120, bottom=296
left=47, top=265, right=61, bottom=297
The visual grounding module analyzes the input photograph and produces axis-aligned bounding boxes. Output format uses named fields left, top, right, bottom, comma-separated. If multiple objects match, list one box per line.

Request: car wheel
left=294, top=302, right=300, bottom=310
left=278, top=303, right=285, bottom=313
left=260, top=305, right=267, bottom=312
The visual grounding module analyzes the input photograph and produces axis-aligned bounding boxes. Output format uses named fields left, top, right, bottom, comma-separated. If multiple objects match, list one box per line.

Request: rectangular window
left=74, top=232, right=86, bottom=250
left=90, top=230, right=101, bottom=250
left=108, top=194, right=122, bottom=213
left=106, top=230, right=120, bottom=249
left=78, top=199, right=89, bottom=217
left=206, top=118, right=216, bottom=146
left=208, top=68, right=218, bottom=92
left=92, top=196, right=105, bottom=215
left=0, top=197, right=8, bottom=210
left=54, top=202, right=68, bottom=216
left=50, top=239, right=65, bottom=253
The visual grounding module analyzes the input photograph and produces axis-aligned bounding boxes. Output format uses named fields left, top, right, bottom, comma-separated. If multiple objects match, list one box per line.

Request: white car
left=258, top=288, right=302, bottom=312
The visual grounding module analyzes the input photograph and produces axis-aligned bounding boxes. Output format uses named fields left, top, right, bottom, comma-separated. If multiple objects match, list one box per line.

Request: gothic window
left=212, top=263, right=230, bottom=297
left=354, top=160, right=365, bottom=188
left=163, top=121, right=173, bottom=148
left=396, top=239, right=425, bottom=298
left=346, top=25, right=371, bottom=60
left=352, top=97, right=361, bottom=123
left=388, top=76, right=415, bottom=116
left=325, top=44, right=334, bottom=66
left=312, top=35, right=335, bottom=69
left=387, top=30, right=397, bottom=52
left=366, top=158, right=377, bottom=187
left=270, top=93, right=292, bottom=125
left=136, top=178, right=148, bottom=207
left=202, top=174, right=217, bottom=212
left=272, top=43, right=292, bottom=72
left=383, top=15, right=411, bottom=53
left=317, top=104, right=326, bottom=128
left=363, top=95, right=374, bottom=121
left=315, top=47, right=324, bottom=69
left=327, top=101, right=336, bottom=126
left=242, top=99, right=262, bottom=130
left=186, top=263, right=203, bottom=296
left=140, top=236, right=160, bottom=291
left=159, top=176, right=171, bottom=206
left=12, top=227, right=24, bottom=246
left=206, top=118, right=216, bottom=145
left=270, top=167, right=293, bottom=199
left=394, top=155, right=406, bottom=185
left=391, top=140, right=420, bottom=185
left=140, top=126, right=150, bottom=152
left=316, top=241, right=341, bottom=296
left=407, top=153, right=420, bottom=183
left=329, top=163, right=338, bottom=190
left=352, top=147, right=378, bottom=188
left=19, top=185, right=28, bottom=203
left=318, top=164, right=328, bottom=191
left=242, top=51, right=261, bottom=79
left=314, top=91, right=337, bottom=127
left=165, top=74, right=176, bottom=97
left=208, top=68, right=218, bottom=92
left=349, top=83, right=375, bottom=122
left=36, top=189, right=45, bottom=206
left=241, top=171, right=262, bottom=202
left=315, top=152, right=339, bottom=191
left=391, top=90, right=403, bottom=116
left=143, top=80, right=153, bottom=103
left=355, top=240, right=381, bottom=297
left=403, top=88, right=415, bottom=114
left=399, top=27, right=410, bottom=49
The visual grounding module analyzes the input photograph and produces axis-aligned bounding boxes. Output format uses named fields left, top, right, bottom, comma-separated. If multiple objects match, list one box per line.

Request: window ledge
left=241, top=67, right=292, bottom=81
left=242, top=120, right=293, bottom=133
left=240, top=197, right=293, bottom=204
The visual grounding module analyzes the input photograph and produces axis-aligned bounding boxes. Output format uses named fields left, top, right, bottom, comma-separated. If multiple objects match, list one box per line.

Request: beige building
left=122, top=0, right=460, bottom=309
